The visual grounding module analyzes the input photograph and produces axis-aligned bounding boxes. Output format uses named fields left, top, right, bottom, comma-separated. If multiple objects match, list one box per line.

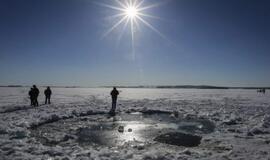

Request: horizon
left=1, top=84, right=270, bottom=89
left=1, top=0, right=270, bottom=87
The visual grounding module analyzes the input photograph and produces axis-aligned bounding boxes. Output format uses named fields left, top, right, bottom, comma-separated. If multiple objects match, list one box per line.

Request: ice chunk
left=154, top=132, right=202, bottom=147
left=118, top=126, right=124, bottom=133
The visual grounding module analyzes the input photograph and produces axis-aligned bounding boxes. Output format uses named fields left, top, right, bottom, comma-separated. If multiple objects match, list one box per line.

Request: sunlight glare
left=98, top=0, right=167, bottom=59
left=125, top=6, right=138, bottom=18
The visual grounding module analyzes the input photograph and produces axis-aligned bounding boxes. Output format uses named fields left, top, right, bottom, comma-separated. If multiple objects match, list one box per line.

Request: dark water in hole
left=31, top=112, right=215, bottom=147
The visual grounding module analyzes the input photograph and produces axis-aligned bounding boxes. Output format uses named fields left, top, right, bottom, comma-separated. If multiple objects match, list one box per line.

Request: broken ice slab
left=154, top=132, right=202, bottom=147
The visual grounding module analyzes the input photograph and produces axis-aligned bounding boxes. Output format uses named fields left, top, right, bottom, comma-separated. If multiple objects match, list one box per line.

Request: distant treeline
left=0, top=85, right=24, bottom=87
left=156, top=85, right=229, bottom=89
left=0, top=85, right=269, bottom=89
left=104, top=85, right=270, bottom=89
left=0, top=85, right=84, bottom=88
left=103, top=85, right=229, bottom=89
left=230, top=87, right=270, bottom=90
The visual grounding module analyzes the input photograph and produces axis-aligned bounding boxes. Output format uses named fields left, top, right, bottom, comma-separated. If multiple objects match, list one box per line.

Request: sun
left=97, top=0, right=164, bottom=37
left=125, top=6, right=138, bottom=18
left=96, top=0, right=166, bottom=58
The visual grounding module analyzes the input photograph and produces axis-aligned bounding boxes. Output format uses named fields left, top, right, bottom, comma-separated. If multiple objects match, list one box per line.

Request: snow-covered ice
left=0, top=87, right=270, bottom=160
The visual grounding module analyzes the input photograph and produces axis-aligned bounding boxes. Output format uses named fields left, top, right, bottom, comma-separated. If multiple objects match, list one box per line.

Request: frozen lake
left=0, top=87, right=269, bottom=107
left=0, top=87, right=270, bottom=160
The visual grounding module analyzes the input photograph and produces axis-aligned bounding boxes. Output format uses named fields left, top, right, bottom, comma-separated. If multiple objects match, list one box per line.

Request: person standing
left=28, top=88, right=34, bottom=106
left=32, top=85, right=40, bottom=106
left=110, top=87, right=119, bottom=115
left=44, top=86, right=52, bottom=104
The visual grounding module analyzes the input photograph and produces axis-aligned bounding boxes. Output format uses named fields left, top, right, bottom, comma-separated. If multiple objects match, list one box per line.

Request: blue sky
left=0, top=0, right=270, bottom=87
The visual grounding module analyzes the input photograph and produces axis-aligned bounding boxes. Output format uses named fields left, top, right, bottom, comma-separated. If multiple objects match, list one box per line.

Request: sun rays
left=125, top=6, right=138, bottom=18
left=97, top=0, right=166, bottom=58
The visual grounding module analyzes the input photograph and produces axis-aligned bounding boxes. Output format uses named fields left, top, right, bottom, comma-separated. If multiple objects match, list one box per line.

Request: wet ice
left=31, top=112, right=215, bottom=148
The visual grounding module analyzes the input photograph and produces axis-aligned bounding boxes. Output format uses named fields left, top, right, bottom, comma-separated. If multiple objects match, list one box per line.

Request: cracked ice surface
left=0, top=87, right=270, bottom=160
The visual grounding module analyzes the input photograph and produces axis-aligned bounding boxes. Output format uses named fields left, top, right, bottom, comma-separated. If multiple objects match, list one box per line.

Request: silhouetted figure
left=32, top=85, right=40, bottom=106
left=28, top=88, right=34, bottom=106
left=258, top=88, right=266, bottom=94
left=109, top=87, right=119, bottom=116
left=44, top=86, right=52, bottom=104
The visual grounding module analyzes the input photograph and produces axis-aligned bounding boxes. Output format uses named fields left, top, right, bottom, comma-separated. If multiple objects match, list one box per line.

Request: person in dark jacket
left=44, top=86, right=52, bottom=104
left=28, top=88, right=34, bottom=106
left=32, top=85, right=40, bottom=107
left=109, top=87, right=119, bottom=115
